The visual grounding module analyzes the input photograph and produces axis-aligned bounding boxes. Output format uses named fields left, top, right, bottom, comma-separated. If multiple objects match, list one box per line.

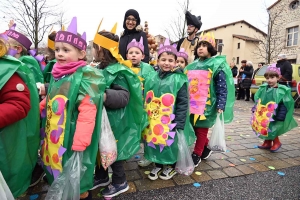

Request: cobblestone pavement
left=19, top=100, right=300, bottom=200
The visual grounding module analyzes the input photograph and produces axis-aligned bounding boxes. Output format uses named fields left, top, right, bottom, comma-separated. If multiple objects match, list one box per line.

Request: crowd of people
left=0, top=8, right=298, bottom=200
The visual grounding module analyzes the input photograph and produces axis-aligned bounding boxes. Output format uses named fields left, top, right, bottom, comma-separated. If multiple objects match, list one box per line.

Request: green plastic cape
left=41, top=66, right=106, bottom=193
left=185, top=56, right=235, bottom=128
left=252, top=84, right=298, bottom=140
left=0, top=55, right=40, bottom=198
left=138, top=62, right=155, bottom=81
left=43, top=59, right=56, bottom=83
left=102, top=63, right=148, bottom=161
left=142, top=69, right=196, bottom=164
left=19, top=55, right=44, bottom=83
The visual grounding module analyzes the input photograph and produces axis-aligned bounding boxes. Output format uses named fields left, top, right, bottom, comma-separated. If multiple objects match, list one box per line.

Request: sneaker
left=29, top=164, right=45, bottom=187
left=192, top=153, right=201, bottom=167
left=101, top=181, right=129, bottom=198
left=138, top=158, right=152, bottom=167
left=159, top=167, right=177, bottom=180
left=90, top=176, right=110, bottom=190
left=201, top=146, right=213, bottom=160
left=148, top=167, right=163, bottom=180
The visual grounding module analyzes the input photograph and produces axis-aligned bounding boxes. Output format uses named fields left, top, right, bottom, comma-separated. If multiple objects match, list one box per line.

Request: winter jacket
left=215, top=70, right=227, bottom=111
left=252, top=68, right=260, bottom=79
left=276, top=60, right=293, bottom=86
left=231, top=66, right=238, bottom=77
left=119, top=31, right=149, bottom=63
left=104, top=83, right=130, bottom=109
left=240, top=65, right=253, bottom=89
left=158, top=68, right=188, bottom=130
left=153, top=65, right=159, bottom=71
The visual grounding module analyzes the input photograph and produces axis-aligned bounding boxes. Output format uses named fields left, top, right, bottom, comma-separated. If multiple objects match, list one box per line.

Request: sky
left=0, top=0, right=278, bottom=43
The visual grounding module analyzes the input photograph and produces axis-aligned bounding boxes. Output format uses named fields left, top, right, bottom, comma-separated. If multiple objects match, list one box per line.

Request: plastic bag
left=208, top=112, right=226, bottom=152
left=45, top=152, right=86, bottom=200
left=175, top=129, right=195, bottom=176
left=99, top=107, right=117, bottom=170
left=0, top=171, right=14, bottom=200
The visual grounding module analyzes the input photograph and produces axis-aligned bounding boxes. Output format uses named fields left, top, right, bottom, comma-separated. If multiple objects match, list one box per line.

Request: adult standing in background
left=252, top=62, right=264, bottom=78
left=276, top=54, right=293, bottom=87
left=237, top=60, right=247, bottom=100
left=119, top=9, right=149, bottom=63
left=176, top=11, right=202, bottom=64
left=230, top=62, right=238, bottom=77
left=240, top=61, right=254, bottom=101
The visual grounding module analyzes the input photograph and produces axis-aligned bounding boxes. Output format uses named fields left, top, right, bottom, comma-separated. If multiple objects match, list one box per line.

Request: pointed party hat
left=126, top=36, right=144, bottom=53
left=93, top=19, right=119, bottom=50
left=157, top=38, right=177, bottom=57
left=55, top=17, right=87, bottom=50
left=177, top=48, right=188, bottom=60
left=266, top=63, right=281, bottom=75
left=199, top=32, right=216, bottom=48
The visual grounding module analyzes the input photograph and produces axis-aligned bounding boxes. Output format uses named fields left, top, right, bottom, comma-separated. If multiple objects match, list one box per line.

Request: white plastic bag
left=0, top=171, right=14, bottom=200
left=45, top=152, right=86, bottom=200
left=175, top=129, right=195, bottom=176
left=208, top=112, right=226, bottom=152
left=99, top=107, right=117, bottom=170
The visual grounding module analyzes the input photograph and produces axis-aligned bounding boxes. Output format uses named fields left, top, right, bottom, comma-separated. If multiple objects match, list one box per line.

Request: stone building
left=268, top=0, right=300, bottom=63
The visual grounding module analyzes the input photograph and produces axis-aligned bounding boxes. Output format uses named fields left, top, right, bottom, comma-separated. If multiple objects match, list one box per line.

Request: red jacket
left=0, top=73, right=31, bottom=128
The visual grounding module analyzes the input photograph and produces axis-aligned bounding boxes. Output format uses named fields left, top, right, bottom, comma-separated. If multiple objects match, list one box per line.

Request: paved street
left=19, top=100, right=300, bottom=200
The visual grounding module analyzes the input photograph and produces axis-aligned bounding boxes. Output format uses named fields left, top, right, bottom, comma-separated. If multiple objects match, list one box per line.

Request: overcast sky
left=1, top=0, right=277, bottom=42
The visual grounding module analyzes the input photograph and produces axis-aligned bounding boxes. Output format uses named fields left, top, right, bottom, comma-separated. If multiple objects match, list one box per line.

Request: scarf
left=52, top=60, right=86, bottom=79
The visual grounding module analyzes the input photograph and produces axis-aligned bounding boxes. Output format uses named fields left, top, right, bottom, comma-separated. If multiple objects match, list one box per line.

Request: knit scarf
left=52, top=60, right=86, bottom=79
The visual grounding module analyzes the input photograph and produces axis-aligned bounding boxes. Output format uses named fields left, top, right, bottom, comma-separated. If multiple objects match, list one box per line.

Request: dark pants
left=95, top=160, right=126, bottom=184
left=155, top=163, right=176, bottom=168
left=237, top=86, right=245, bottom=99
left=193, top=127, right=209, bottom=156
left=245, top=88, right=250, bottom=100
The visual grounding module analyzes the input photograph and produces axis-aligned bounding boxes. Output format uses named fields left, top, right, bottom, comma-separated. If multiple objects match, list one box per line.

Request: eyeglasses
left=126, top=17, right=137, bottom=23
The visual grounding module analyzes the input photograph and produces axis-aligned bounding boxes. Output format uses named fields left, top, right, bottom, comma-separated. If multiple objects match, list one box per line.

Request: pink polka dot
left=162, top=94, right=174, bottom=107
left=50, top=130, right=59, bottom=144
left=147, top=110, right=151, bottom=116
left=162, top=134, right=168, bottom=139
left=268, top=104, right=275, bottom=112
left=161, top=115, right=170, bottom=124
left=261, top=119, right=269, bottom=128
left=152, top=137, right=157, bottom=142
left=146, top=91, right=154, bottom=104
left=261, top=128, right=267, bottom=135
left=153, top=124, right=164, bottom=135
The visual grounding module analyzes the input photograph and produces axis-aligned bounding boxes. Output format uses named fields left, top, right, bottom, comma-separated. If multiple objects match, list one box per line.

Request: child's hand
left=217, top=109, right=223, bottom=113
left=8, top=20, right=14, bottom=29
left=103, top=93, right=106, bottom=102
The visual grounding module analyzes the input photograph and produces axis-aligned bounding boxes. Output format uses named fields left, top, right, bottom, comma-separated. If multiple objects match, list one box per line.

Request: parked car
left=250, top=64, right=300, bottom=103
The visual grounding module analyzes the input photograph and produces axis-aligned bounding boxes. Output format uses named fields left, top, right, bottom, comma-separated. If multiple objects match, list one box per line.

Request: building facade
left=268, top=0, right=300, bottom=63
left=197, top=20, right=267, bottom=67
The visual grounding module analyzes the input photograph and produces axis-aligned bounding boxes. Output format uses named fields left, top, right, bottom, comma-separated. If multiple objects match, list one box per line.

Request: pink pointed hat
left=157, top=38, right=177, bottom=57
left=127, top=36, right=144, bottom=53
left=6, top=23, right=32, bottom=50
left=266, top=63, right=281, bottom=75
left=55, top=17, right=87, bottom=50
left=177, top=48, right=188, bottom=60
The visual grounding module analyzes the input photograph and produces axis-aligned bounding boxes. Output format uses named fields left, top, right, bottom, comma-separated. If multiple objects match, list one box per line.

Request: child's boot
left=270, top=137, right=282, bottom=152
left=258, top=140, right=272, bottom=149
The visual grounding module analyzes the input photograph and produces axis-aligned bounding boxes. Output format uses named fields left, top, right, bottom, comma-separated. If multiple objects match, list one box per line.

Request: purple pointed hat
left=127, top=36, right=144, bottom=53
left=157, top=38, right=177, bottom=57
left=55, top=17, right=87, bottom=50
left=6, top=24, right=32, bottom=50
left=266, top=63, right=281, bottom=75
left=177, top=48, right=188, bottom=60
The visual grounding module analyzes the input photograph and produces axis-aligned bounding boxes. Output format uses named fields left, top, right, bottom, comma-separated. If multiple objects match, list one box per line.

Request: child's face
left=266, top=76, right=279, bottom=88
left=158, top=52, right=176, bottom=72
left=197, top=43, right=211, bottom=58
left=55, top=42, right=85, bottom=65
left=7, top=38, right=22, bottom=58
left=126, top=47, right=145, bottom=65
left=176, top=57, right=186, bottom=69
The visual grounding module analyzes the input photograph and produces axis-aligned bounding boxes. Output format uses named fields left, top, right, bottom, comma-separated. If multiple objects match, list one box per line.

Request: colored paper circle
left=146, top=91, right=153, bottom=104
left=261, top=119, right=269, bottom=128
left=161, top=115, right=171, bottom=124
left=161, top=94, right=174, bottom=107
left=229, top=164, right=235, bottom=167
left=277, top=171, right=285, bottom=176
left=249, top=157, right=256, bottom=161
left=50, top=130, right=59, bottom=144
left=52, top=153, right=59, bottom=164
left=162, top=134, right=168, bottom=139
left=195, top=171, right=202, bottom=175
left=152, top=137, right=157, bottom=143
left=29, top=194, right=39, bottom=200
left=52, top=98, right=65, bottom=115
left=268, top=166, right=275, bottom=170
left=193, top=182, right=201, bottom=187
left=268, top=104, right=275, bottom=111
left=240, top=159, right=246, bottom=162
left=144, top=171, right=150, bottom=175
left=153, top=124, right=164, bottom=136
left=260, top=128, right=268, bottom=135
left=46, top=155, right=49, bottom=163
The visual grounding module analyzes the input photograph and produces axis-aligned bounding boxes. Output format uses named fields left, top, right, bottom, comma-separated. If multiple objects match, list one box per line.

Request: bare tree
left=57, top=11, right=70, bottom=30
left=1, top=0, right=64, bottom=52
left=253, top=0, right=287, bottom=64
left=164, top=0, right=190, bottom=42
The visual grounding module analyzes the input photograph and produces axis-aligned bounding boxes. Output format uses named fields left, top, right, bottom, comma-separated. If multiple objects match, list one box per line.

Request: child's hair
left=93, top=31, right=119, bottom=69
left=10, top=38, right=27, bottom=56
left=194, top=40, right=217, bottom=58
left=264, top=71, right=279, bottom=78
left=179, top=56, right=188, bottom=66
left=47, top=31, right=56, bottom=61
left=158, top=51, right=177, bottom=60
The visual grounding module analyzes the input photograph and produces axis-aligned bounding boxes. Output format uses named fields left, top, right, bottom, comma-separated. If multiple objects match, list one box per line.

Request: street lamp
left=218, top=43, right=224, bottom=55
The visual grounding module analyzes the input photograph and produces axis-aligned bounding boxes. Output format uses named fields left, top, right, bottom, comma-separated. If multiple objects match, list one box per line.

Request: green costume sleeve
left=140, top=62, right=154, bottom=81
left=43, top=59, right=56, bottom=83
left=0, top=55, right=40, bottom=198
left=102, top=63, right=148, bottom=161
left=19, top=55, right=44, bottom=83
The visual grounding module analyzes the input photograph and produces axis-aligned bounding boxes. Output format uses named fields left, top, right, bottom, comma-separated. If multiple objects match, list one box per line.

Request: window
left=287, top=26, right=298, bottom=46
left=257, top=65, right=268, bottom=76
left=236, top=57, right=239, bottom=65
left=237, top=43, right=240, bottom=49
left=215, top=39, right=223, bottom=52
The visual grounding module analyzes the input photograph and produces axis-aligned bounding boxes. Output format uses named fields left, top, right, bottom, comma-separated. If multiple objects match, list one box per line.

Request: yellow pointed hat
left=93, top=19, right=119, bottom=50
left=199, top=32, right=216, bottom=48
left=48, top=25, right=65, bottom=51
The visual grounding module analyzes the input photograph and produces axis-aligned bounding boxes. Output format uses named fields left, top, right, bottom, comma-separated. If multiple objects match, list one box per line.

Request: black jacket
left=119, top=31, right=149, bottom=63
left=231, top=66, right=238, bottom=77
left=157, top=68, right=188, bottom=130
left=241, top=65, right=253, bottom=89
left=276, top=60, right=293, bottom=86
